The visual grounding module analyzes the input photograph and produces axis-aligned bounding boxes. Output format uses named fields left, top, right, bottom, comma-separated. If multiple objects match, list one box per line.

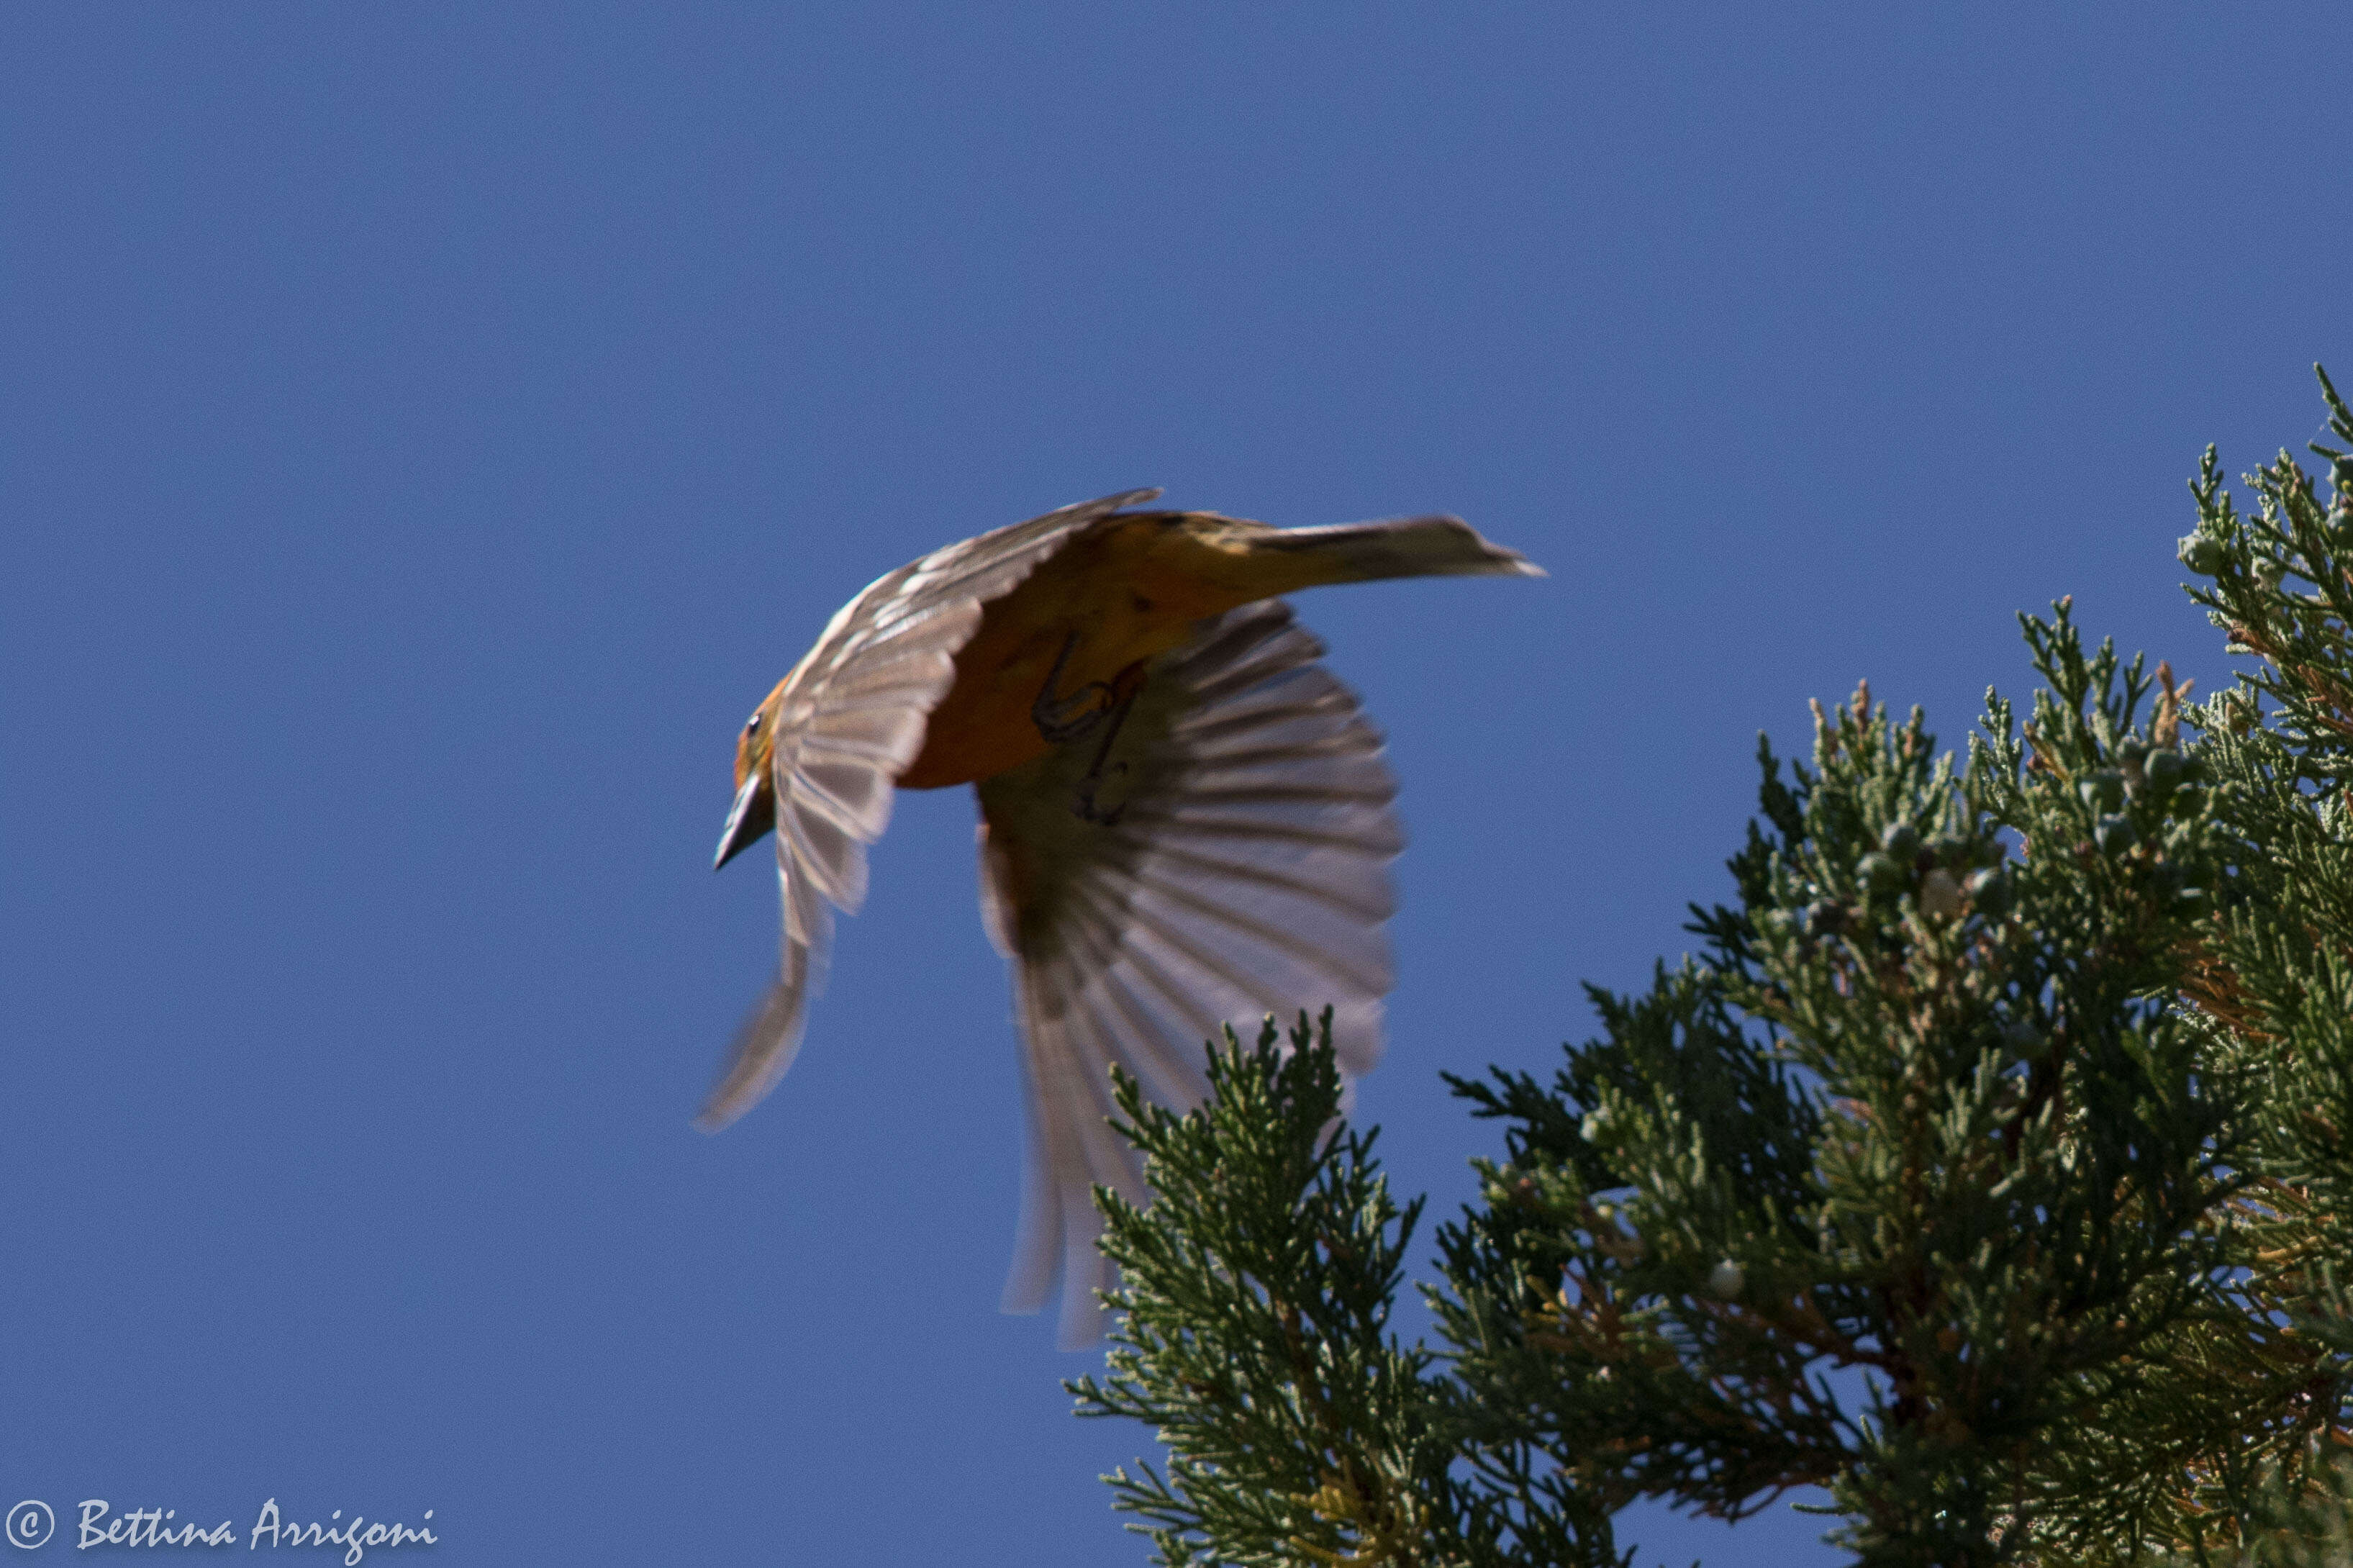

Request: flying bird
left=707, top=489, right=1541, bottom=1343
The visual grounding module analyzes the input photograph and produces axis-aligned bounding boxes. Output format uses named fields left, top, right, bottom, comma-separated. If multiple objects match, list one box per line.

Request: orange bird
left=708, top=489, right=1541, bottom=1342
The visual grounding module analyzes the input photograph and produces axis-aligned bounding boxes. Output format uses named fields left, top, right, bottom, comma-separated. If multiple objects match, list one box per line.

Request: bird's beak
left=713, top=771, right=777, bottom=870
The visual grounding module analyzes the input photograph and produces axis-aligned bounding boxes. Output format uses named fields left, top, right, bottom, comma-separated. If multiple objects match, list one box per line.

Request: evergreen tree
left=1069, top=370, right=2353, bottom=1567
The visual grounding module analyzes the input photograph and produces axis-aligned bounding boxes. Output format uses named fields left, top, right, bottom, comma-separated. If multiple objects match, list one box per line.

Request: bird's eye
left=743, top=715, right=761, bottom=735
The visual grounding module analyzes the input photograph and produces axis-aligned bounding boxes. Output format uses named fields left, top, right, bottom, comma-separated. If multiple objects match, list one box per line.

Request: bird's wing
left=698, top=488, right=1162, bottom=1133
left=975, top=599, right=1402, bottom=1343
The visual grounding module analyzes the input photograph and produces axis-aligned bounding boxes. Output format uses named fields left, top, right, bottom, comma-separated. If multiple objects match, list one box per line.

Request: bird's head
left=714, top=678, right=786, bottom=870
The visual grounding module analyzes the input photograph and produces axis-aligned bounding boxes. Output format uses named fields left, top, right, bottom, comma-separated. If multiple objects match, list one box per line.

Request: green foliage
left=1436, top=609, right=2241, bottom=1568
left=1071, top=1015, right=1619, bottom=1568
left=2134, top=368, right=2353, bottom=1564
left=1073, top=369, right=2353, bottom=1566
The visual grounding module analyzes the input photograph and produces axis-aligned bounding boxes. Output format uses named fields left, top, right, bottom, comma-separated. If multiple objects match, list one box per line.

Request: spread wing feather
left=975, top=599, right=1402, bottom=1343
left=698, top=489, right=1162, bottom=1133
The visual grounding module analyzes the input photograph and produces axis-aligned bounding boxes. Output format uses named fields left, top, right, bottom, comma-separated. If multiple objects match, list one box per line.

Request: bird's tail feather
left=1254, top=515, right=1544, bottom=584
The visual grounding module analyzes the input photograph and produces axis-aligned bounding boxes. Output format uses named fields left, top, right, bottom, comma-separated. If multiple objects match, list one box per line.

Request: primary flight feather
left=707, top=489, right=1541, bottom=1343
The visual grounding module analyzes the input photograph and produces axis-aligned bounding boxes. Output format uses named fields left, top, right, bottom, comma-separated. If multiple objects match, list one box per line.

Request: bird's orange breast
left=895, top=515, right=1333, bottom=790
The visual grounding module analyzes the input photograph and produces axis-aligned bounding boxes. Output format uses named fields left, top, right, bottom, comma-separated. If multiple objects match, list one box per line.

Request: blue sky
left=4, top=6, right=2347, bottom=1564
